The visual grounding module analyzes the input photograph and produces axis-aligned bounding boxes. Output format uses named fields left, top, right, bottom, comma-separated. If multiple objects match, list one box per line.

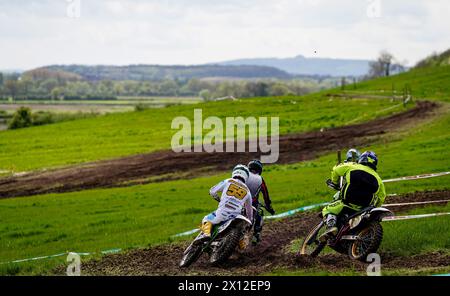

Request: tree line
left=0, top=50, right=416, bottom=102
left=0, top=73, right=339, bottom=101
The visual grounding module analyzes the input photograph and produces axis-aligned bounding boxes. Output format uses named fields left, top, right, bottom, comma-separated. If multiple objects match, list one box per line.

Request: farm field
left=0, top=96, right=202, bottom=114
left=0, top=94, right=407, bottom=172
left=0, top=100, right=438, bottom=198
left=0, top=64, right=449, bottom=276
left=0, top=103, right=134, bottom=114
left=0, top=96, right=203, bottom=132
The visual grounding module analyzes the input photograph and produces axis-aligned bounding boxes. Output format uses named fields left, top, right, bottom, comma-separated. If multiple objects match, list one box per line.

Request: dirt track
left=79, top=190, right=450, bottom=276
left=0, top=101, right=438, bottom=199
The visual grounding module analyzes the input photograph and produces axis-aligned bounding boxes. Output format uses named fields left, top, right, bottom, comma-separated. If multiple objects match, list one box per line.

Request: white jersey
left=209, top=178, right=253, bottom=222
left=246, top=172, right=263, bottom=199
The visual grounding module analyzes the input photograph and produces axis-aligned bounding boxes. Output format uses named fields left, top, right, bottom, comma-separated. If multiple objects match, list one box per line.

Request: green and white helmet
left=345, top=148, right=361, bottom=162
left=232, top=164, right=250, bottom=183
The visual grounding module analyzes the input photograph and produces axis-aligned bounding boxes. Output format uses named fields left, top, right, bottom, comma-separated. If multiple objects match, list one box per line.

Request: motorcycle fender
left=216, top=215, right=252, bottom=235
left=184, top=233, right=206, bottom=255
left=348, top=215, right=363, bottom=230
left=370, top=207, right=393, bottom=221
left=216, top=220, right=233, bottom=235
left=234, top=215, right=252, bottom=225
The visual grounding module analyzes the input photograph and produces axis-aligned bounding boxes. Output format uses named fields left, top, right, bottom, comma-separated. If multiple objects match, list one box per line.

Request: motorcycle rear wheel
left=209, top=223, right=243, bottom=265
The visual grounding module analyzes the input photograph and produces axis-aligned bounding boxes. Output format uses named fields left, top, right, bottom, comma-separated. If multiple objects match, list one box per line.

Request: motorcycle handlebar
left=326, top=179, right=341, bottom=191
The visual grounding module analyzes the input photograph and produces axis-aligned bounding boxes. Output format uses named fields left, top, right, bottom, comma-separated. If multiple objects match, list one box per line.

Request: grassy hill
left=415, top=49, right=450, bottom=69
left=347, top=65, right=450, bottom=102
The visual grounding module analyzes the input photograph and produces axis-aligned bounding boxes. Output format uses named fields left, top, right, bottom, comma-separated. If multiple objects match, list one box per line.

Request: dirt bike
left=300, top=205, right=393, bottom=261
left=179, top=213, right=253, bottom=268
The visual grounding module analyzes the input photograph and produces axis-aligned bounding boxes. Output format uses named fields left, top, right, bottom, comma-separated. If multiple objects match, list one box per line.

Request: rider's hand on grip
left=326, top=179, right=340, bottom=190
left=266, top=206, right=275, bottom=215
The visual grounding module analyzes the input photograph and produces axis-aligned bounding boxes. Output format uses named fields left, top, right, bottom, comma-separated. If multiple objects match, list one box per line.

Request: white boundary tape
left=6, top=253, right=68, bottom=264
left=384, top=199, right=450, bottom=207
left=383, top=172, right=450, bottom=183
left=265, top=202, right=329, bottom=219
left=382, top=212, right=450, bottom=221
left=0, top=248, right=122, bottom=265
left=173, top=228, right=200, bottom=238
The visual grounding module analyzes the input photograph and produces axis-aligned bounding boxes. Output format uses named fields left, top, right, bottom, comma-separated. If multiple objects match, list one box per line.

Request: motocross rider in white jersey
left=200, top=165, right=253, bottom=237
left=246, top=160, right=275, bottom=244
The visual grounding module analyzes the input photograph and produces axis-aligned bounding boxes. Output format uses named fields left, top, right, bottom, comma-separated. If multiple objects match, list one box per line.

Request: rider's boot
left=200, top=221, right=213, bottom=238
left=252, top=213, right=263, bottom=246
left=319, top=214, right=338, bottom=242
left=239, top=238, right=248, bottom=250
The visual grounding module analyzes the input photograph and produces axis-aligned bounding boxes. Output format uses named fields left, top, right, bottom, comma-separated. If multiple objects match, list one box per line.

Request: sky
left=1, top=0, right=449, bottom=70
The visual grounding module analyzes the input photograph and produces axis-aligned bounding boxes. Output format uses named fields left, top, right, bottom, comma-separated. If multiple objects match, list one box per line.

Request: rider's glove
left=326, top=179, right=340, bottom=191
left=211, top=193, right=221, bottom=202
left=266, top=205, right=275, bottom=215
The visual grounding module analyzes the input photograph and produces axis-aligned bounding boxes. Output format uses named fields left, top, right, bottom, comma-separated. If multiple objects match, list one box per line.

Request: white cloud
left=0, top=0, right=449, bottom=70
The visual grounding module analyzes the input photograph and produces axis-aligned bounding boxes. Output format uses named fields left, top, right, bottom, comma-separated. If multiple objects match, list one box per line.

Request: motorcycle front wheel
left=300, top=221, right=327, bottom=257
left=179, top=243, right=203, bottom=268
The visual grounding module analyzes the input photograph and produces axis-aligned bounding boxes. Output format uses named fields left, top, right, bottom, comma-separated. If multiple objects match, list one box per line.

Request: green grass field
left=0, top=65, right=449, bottom=275
left=0, top=108, right=449, bottom=274
left=0, top=94, right=407, bottom=172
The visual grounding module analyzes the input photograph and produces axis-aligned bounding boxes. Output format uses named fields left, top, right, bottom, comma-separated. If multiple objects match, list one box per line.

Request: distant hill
left=23, top=68, right=82, bottom=81
left=216, top=55, right=372, bottom=77
left=25, top=64, right=292, bottom=81
left=415, top=49, right=450, bottom=69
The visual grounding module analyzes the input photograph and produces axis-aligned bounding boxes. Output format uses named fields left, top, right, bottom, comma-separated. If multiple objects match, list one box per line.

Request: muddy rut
left=0, top=101, right=438, bottom=199
left=79, top=190, right=450, bottom=276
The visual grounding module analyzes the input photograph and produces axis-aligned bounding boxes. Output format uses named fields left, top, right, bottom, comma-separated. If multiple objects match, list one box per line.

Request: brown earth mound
left=0, top=101, right=438, bottom=199
left=79, top=190, right=449, bottom=276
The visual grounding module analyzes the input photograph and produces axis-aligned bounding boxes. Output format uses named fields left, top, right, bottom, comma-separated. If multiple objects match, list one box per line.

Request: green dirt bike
left=300, top=205, right=393, bottom=261
left=179, top=213, right=253, bottom=267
